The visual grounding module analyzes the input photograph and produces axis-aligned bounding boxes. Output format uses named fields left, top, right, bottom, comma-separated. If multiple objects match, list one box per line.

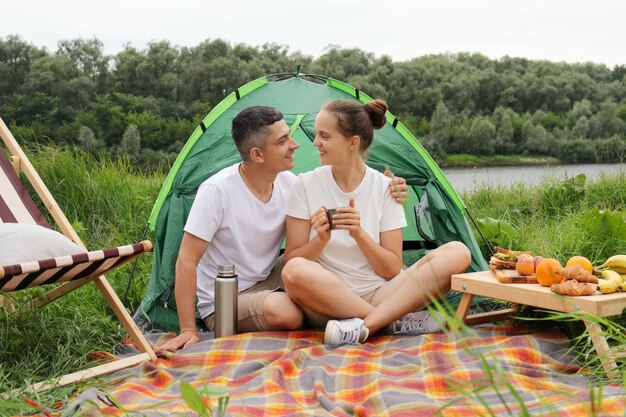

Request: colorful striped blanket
left=65, top=326, right=625, bottom=416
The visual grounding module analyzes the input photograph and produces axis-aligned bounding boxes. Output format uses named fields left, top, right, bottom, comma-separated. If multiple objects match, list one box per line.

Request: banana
left=607, top=266, right=626, bottom=274
left=596, top=255, right=626, bottom=270
left=599, top=269, right=623, bottom=284
left=599, top=280, right=619, bottom=294
left=596, top=270, right=625, bottom=294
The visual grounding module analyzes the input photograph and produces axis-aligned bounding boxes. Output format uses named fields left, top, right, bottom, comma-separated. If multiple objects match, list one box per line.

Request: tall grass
left=464, top=171, right=626, bottom=265
left=29, top=146, right=165, bottom=247
left=1, top=145, right=164, bottom=408
left=0, top=145, right=624, bottom=413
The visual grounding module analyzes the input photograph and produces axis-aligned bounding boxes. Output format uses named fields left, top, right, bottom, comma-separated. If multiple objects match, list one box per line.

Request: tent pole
left=465, top=208, right=495, bottom=256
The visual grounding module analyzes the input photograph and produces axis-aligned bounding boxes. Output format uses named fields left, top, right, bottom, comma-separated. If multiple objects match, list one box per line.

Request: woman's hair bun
left=364, top=99, right=388, bottom=129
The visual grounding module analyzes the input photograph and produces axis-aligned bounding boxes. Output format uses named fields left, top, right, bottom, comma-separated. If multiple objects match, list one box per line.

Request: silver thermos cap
left=217, top=264, right=236, bottom=276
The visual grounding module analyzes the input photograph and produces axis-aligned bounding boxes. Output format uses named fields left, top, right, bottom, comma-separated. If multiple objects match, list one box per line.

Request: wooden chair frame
left=0, top=117, right=157, bottom=392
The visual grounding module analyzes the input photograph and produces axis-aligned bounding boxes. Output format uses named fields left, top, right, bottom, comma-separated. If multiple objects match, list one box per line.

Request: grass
left=0, top=145, right=164, bottom=412
left=463, top=171, right=626, bottom=265
left=0, top=145, right=624, bottom=414
left=443, top=154, right=561, bottom=167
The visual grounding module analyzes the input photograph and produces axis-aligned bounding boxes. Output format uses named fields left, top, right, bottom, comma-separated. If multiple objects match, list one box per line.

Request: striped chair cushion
left=0, top=241, right=152, bottom=292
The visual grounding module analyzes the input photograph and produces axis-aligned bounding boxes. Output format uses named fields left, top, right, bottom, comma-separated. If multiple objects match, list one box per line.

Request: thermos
left=215, top=264, right=238, bottom=337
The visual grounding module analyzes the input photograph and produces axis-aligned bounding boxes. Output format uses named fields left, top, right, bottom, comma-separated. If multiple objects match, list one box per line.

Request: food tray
left=492, top=269, right=538, bottom=284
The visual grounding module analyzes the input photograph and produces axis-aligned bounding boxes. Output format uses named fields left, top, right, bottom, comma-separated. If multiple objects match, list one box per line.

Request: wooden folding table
left=452, top=271, right=626, bottom=379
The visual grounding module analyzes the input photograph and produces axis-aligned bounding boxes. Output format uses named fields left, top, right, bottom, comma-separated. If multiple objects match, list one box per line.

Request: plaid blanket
left=64, top=326, right=625, bottom=416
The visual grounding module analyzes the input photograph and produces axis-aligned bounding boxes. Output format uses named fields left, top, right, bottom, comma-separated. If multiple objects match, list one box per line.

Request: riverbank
left=442, top=163, right=625, bottom=194
left=442, top=154, right=561, bottom=168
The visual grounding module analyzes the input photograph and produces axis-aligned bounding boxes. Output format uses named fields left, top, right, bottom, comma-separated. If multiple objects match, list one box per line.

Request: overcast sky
left=3, top=0, right=625, bottom=67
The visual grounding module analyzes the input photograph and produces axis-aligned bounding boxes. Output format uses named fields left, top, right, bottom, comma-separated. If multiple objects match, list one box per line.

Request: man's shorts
left=203, top=255, right=285, bottom=333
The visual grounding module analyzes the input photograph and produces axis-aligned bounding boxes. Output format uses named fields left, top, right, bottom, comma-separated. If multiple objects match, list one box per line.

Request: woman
left=282, top=99, right=471, bottom=345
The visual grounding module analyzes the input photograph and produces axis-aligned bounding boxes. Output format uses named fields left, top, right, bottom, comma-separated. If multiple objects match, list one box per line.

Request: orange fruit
left=565, top=256, right=593, bottom=273
left=535, top=258, right=563, bottom=287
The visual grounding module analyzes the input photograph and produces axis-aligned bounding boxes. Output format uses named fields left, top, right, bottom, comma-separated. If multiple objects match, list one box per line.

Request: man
left=161, top=106, right=406, bottom=351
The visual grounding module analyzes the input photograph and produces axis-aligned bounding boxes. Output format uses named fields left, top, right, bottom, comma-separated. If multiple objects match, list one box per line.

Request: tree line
left=1, top=35, right=625, bottom=167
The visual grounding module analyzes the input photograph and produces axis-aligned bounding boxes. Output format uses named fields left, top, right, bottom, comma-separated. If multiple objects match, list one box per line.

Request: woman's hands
left=324, top=198, right=363, bottom=240
left=307, top=198, right=402, bottom=279
left=311, top=207, right=331, bottom=242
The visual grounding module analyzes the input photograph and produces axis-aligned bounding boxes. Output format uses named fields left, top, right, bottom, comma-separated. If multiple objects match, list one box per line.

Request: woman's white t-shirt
left=286, top=165, right=407, bottom=295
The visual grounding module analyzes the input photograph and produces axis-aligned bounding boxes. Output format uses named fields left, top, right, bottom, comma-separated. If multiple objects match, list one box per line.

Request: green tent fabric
left=139, top=73, right=489, bottom=332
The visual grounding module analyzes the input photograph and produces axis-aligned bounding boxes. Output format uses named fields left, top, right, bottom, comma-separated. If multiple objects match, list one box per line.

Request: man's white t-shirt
left=286, top=165, right=407, bottom=295
left=184, top=163, right=297, bottom=318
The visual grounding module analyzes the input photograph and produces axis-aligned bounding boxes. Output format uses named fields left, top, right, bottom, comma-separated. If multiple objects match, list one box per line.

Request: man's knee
left=263, top=292, right=304, bottom=330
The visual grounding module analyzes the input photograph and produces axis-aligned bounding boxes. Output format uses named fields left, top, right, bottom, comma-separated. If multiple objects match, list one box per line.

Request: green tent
left=139, top=73, right=489, bottom=332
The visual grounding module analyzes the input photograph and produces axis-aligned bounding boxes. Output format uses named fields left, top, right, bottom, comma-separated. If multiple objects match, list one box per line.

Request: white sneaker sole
left=323, top=320, right=337, bottom=344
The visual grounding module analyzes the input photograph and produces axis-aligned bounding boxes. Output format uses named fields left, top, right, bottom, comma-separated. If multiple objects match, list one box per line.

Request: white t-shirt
left=184, top=163, right=297, bottom=318
left=286, top=165, right=407, bottom=295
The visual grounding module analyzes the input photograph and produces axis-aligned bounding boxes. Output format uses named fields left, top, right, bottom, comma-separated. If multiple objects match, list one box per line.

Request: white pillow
left=0, top=223, right=86, bottom=265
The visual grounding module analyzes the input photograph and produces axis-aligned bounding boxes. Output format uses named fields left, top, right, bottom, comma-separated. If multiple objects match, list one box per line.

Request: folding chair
left=0, top=116, right=157, bottom=392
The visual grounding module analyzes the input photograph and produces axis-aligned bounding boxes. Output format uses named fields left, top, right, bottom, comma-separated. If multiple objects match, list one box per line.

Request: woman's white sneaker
left=324, top=318, right=370, bottom=345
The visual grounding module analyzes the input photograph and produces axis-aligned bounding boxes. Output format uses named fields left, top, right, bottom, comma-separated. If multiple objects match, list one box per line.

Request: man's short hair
left=231, top=106, right=284, bottom=161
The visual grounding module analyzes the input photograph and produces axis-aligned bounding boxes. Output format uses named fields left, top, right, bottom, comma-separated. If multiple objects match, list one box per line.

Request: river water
left=442, top=163, right=626, bottom=194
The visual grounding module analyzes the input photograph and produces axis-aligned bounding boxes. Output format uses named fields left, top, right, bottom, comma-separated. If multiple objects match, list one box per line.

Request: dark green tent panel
left=139, top=73, right=489, bottom=332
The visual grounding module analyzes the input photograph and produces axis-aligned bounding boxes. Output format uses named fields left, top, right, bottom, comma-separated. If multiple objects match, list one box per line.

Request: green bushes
left=2, top=35, right=626, bottom=166
left=557, top=137, right=626, bottom=163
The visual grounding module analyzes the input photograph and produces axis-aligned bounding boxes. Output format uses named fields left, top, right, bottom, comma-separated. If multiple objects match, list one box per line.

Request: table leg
left=450, top=292, right=474, bottom=332
left=584, top=320, right=619, bottom=380
left=456, top=292, right=473, bottom=321
left=453, top=291, right=518, bottom=329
